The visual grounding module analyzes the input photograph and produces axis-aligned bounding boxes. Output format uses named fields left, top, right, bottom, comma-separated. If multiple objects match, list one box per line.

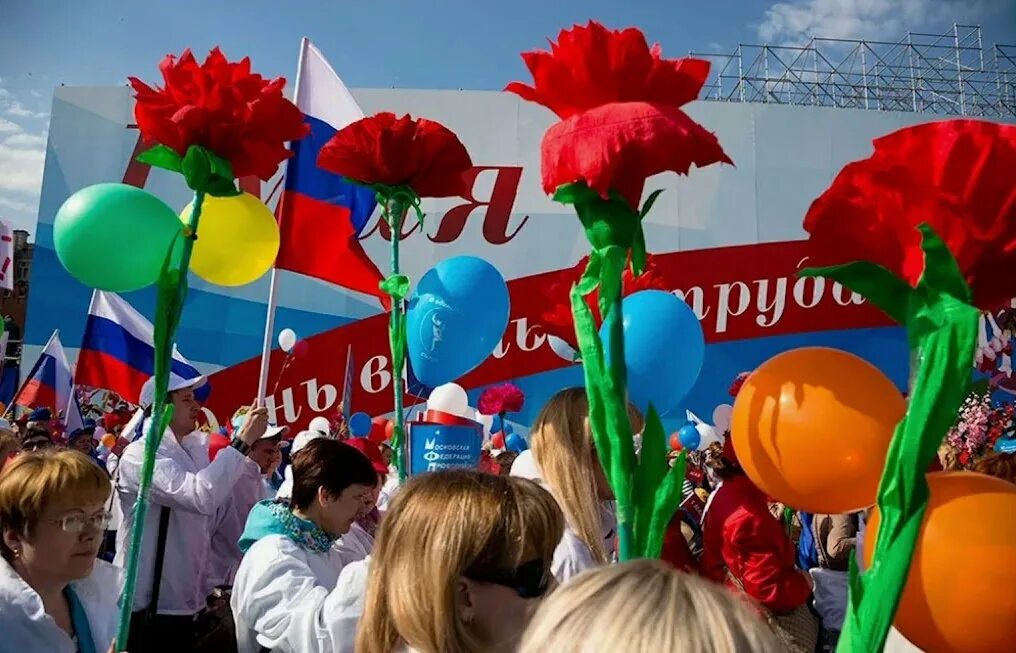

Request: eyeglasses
left=23, top=439, right=53, bottom=451
left=465, top=558, right=550, bottom=598
left=47, top=511, right=113, bottom=534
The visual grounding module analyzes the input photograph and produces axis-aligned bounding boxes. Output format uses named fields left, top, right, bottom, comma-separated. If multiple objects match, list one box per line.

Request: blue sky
left=0, top=0, right=1013, bottom=235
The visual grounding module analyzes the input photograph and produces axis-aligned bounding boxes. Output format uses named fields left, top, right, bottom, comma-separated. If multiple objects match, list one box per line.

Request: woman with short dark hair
left=231, top=438, right=378, bottom=653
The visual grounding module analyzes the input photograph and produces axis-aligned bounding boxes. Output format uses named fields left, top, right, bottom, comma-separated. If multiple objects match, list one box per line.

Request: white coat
left=115, top=420, right=250, bottom=614
left=204, top=461, right=267, bottom=592
left=335, top=522, right=374, bottom=565
left=509, top=450, right=617, bottom=583
left=231, top=534, right=366, bottom=653
left=0, top=556, right=122, bottom=653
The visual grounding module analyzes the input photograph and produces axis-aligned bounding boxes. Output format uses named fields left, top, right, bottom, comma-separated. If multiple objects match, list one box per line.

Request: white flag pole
left=256, top=37, right=309, bottom=408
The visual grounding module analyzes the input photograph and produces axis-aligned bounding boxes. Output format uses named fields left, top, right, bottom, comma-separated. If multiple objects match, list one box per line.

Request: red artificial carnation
left=728, top=372, right=752, bottom=398
left=129, top=47, right=309, bottom=180
left=506, top=22, right=731, bottom=209
left=478, top=383, right=526, bottom=416
left=803, top=119, right=1016, bottom=312
left=317, top=112, right=473, bottom=198
left=540, top=253, right=668, bottom=350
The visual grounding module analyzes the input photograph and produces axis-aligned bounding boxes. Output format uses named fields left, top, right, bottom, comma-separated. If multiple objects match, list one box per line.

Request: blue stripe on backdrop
left=25, top=247, right=355, bottom=367
left=464, top=325, right=909, bottom=438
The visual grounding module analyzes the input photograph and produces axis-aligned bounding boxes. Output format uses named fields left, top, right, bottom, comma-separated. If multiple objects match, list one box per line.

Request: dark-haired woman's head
left=290, top=438, right=377, bottom=536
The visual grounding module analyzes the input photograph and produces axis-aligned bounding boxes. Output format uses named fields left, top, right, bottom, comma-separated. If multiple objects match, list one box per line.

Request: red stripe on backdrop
left=16, top=379, right=56, bottom=410
left=206, top=239, right=892, bottom=429
left=74, top=350, right=150, bottom=403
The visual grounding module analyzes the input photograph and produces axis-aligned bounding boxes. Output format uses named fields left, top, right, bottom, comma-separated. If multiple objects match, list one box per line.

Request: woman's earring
left=12, top=547, right=21, bottom=559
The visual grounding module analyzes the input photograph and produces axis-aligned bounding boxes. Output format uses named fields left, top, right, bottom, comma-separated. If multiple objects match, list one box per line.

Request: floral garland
left=945, top=391, right=1015, bottom=467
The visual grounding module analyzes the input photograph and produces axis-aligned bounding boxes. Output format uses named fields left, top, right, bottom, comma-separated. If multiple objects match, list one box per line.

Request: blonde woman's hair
left=0, top=450, right=110, bottom=561
left=519, top=559, right=783, bottom=653
left=971, top=451, right=1016, bottom=484
left=529, top=388, right=643, bottom=564
left=356, top=470, right=564, bottom=653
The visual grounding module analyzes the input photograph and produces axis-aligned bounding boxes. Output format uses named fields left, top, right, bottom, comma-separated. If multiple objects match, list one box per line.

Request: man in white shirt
left=205, top=416, right=287, bottom=592
left=115, top=372, right=269, bottom=653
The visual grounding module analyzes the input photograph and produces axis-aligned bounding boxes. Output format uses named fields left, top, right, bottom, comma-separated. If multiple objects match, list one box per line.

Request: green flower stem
left=385, top=196, right=409, bottom=483
left=116, top=190, right=204, bottom=651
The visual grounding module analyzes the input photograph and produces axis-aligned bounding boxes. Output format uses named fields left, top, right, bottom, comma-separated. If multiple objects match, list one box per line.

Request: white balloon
left=712, top=404, right=734, bottom=433
left=695, top=423, right=721, bottom=452
left=308, top=416, right=331, bottom=436
left=278, top=328, right=298, bottom=352
left=547, top=335, right=579, bottom=362
left=428, top=383, right=470, bottom=417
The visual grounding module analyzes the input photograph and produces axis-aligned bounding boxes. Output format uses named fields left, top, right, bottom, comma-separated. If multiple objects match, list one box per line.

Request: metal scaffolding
left=692, top=24, right=1015, bottom=119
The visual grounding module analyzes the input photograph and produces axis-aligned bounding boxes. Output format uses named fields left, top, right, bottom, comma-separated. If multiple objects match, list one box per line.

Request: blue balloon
left=506, top=432, right=529, bottom=453
left=491, top=414, right=504, bottom=434
left=601, top=290, right=704, bottom=416
left=348, top=411, right=372, bottom=438
left=407, top=256, right=510, bottom=386
left=678, top=424, right=700, bottom=451
left=503, top=423, right=514, bottom=435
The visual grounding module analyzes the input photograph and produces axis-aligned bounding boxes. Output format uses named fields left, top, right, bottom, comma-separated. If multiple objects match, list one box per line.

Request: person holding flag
left=113, top=373, right=270, bottom=652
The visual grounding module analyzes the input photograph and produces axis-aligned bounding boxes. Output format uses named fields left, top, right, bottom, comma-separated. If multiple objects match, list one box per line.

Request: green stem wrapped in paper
left=797, top=120, right=1016, bottom=652
left=316, top=112, right=474, bottom=482
left=507, top=21, right=731, bottom=560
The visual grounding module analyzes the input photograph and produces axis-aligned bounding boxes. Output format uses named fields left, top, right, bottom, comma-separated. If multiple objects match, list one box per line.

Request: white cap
left=290, top=429, right=323, bottom=454
left=138, top=372, right=207, bottom=409
left=231, top=411, right=289, bottom=440
left=0, top=418, right=13, bottom=435
left=308, top=416, right=331, bottom=436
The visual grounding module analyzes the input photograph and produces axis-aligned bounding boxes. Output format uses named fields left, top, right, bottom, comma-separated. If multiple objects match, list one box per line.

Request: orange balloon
left=730, top=347, right=905, bottom=513
left=865, top=472, right=1016, bottom=653
left=100, top=433, right=117, bottom=449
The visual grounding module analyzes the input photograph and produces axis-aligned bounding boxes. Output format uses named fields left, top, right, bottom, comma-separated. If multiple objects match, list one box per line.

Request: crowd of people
left=0, top=370, right=1014, bottom=653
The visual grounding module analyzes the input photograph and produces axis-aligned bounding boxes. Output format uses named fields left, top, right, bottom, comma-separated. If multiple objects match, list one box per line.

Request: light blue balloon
left=506, top=432, right=528, bottom=453
left=348, top=411, right=372, bottom=438
left=678, top=424, right=700, bottom=450
left=407, top=256, right=510, bottom=387
left=503, top=423, right=514, bottom=435
left=601, top=290, right=705, bottom=416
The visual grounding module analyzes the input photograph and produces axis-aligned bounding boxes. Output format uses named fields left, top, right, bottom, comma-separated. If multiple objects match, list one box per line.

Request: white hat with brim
left=290, top=429, right=323, bottom=454
left=138, top=373, right=207, bottom=409
left=231, top=411, right=289, bottom=441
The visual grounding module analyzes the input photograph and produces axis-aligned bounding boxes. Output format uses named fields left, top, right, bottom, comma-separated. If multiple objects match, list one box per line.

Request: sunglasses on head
left=464, top=558, right=550, bottom=598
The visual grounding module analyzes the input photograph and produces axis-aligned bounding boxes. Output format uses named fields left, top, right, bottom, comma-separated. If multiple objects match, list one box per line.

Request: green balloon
left=53, top=183, right=181, bottom=292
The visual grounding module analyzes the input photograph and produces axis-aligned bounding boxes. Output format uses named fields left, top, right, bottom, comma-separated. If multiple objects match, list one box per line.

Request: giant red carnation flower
left=803, top=120, right=1016, bottom=312
left=541, top=253, right=668, bottom=349
left=507, top=22, right=731, bottom=210
left=129, top=48, right=308, bottom=181
left=478, top=383, right=526, bottom=416
left=317, top=112, right=473, bottom=198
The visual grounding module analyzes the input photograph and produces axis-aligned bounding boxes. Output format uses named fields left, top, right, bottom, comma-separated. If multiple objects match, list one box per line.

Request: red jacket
left=700, top=474, right=811, bottom=613
left=661, top=513, right=697, bottom=573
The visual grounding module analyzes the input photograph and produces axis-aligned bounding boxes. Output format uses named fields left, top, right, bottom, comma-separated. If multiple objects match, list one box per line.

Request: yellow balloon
left=182, top=192, right=280, bottom=287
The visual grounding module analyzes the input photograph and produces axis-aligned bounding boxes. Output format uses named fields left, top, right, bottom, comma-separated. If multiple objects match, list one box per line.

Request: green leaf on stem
left=639, top=189, right=664, bottom=220
left=597, top=245, right=627, bottom=322
left=644, top=451, right=685, bottom=559
left=630, top=224, right=647, bottom=277
left=576, top=251, right=602, bottom=296
left=380, top=274, right=411, bottom=302
left=633, top=404, right=667, bottom=554
left=799, top=261, right=912, bottom=325
left=137, top=145, right=183, bottom=173
left=552, top=181, right=600, bottom=206
left=916, top=223, right=972, bottom=305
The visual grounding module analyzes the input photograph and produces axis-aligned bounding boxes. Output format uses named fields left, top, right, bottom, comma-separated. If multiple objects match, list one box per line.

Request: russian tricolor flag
left=15, top=330, right=83, bottom=431
left=274, top=39, right=388, bottom=306
left=74, top=291, right=205, bottom=405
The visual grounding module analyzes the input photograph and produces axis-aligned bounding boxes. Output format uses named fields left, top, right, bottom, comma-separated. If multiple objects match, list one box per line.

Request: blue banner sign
left=407, top=422, right=483, bottom=476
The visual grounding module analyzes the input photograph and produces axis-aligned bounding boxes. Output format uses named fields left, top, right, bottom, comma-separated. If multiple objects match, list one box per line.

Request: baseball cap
left=230, top=409, right=288, bottom=441
left=308, top=416, right=331, bottom=436
left=68, top=418, right=98, bottom=442
left=290, top=429, right=323, bottom=454
left=345, top=437, right=389, bottom=474
left=138, top=372, right=207, bottom=409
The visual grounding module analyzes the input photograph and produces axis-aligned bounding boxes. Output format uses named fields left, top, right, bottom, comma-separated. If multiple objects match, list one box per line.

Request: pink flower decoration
left=478, top=383, right=526, bottom=416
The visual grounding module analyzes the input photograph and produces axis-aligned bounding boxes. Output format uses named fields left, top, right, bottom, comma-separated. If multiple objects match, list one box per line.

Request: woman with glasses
left=357, top=470, right=565, bottom=653
left=0, top=449, right=121, bottom=653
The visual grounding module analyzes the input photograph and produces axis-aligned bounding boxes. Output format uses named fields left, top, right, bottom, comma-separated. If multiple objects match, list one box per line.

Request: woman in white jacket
left=513, top=388, right=643, bottom=583
left=0, top=450, right=122, bottom=653
left=231, top=438, right=379, bottom=653
left=357, top=470, right=564, bottom=653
